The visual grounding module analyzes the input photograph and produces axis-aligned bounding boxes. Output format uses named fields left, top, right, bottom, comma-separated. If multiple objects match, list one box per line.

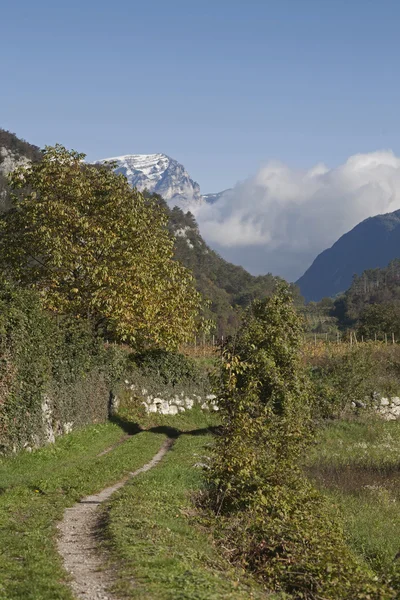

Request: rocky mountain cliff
left=296, top=209, right=400, bottom=302
left=0, top=130, right=41, bottom=211
left=96, top=153, right=205, bottom=212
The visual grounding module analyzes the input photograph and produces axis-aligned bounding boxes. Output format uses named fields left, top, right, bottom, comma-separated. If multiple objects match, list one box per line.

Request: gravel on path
left=57, top=437, right=174, bottom=600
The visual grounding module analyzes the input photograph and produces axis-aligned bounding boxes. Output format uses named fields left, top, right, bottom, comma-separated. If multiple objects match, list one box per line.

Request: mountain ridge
left=96, top=153, right=205, bottom=212
left=296, top=209, right=400, bottom=302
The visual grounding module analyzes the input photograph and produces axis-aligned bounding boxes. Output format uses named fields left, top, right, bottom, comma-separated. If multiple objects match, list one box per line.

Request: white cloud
left=195, top=150, right=400, bottom=281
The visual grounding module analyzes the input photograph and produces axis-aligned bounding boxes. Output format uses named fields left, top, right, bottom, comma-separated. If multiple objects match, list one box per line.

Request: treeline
left=300, top=259, right=400, bottom=340
left=333, top=259, right=400, bottom=336
left=0, top=129, right=41, bottom=163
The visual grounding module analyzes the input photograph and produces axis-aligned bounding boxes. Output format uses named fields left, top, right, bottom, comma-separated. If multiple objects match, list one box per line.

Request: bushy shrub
left=0, top=282, right=126, bottom=453
left=205, top=284, right=394, bottom=598
left=130, top=349, right=204, bottom=387
left=307, top=344, right=400, bottom=419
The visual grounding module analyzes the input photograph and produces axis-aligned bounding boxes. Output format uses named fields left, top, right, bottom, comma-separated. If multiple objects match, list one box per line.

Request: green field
left=306, top=418, right=400, bottom=579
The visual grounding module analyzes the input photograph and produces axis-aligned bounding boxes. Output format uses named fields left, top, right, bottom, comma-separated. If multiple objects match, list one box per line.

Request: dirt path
left=57, top=437, right=174, bottom=600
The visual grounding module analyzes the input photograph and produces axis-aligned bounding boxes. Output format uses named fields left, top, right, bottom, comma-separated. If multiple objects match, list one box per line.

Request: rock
left=108, top=392, right=120, bottom=416
left=41, top=395, right=55, bottom=444
left=206, top=394, right=217, bottom=401
left=380, top=397, right=390, bottom=406
left=354, top=400, right=366, bottom=409
left=184, top=398, right=194, bottom=410
left=63, top=422, right=73, bottom=435
left=147, top=404, right=158, bottom=414
left=212, top=404, right=219, bottom=411
left=178, top=406, right=185, bottom=412
left=168, top=405, right=179, bottom=416
left=392, top=397, right=400, bottom=406
left=383, top=412, right=397, bottom=421
left=159, top=401, right=171, bottom=415
left=390, top=405, right=400, bottom=416
left=201, top=403, right=209, bottom=410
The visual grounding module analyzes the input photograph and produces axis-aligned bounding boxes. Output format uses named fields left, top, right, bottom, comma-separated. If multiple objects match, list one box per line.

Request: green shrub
left=0, top=282, right=126, bottom=453
left=308, top=344, right=400, bottom=419
left=205, top=284, right=394, bottom=598
left=131, top=349, right=200, bottom=386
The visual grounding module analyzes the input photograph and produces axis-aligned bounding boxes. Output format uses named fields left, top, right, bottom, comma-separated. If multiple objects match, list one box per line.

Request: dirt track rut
left=57, top=437, right=174, bottom=600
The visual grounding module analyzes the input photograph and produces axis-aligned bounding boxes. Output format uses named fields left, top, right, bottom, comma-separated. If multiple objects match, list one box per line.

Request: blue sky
left=2, top=0, right=400, bottom=193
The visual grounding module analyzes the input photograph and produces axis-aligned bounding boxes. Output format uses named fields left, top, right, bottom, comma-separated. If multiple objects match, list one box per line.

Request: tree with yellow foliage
left=0, top=145, right=204, bottom=349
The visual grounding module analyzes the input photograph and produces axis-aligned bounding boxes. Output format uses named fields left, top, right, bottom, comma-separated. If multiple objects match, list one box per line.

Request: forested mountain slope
left=146, top=192, right=288, bottom=336
left=333, top=259, right=400, bottom=334
left=297, top=209, right=400, bottom=302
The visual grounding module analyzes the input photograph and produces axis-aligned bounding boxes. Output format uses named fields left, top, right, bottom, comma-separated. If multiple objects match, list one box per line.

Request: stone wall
left=352, top=393, right=400, bottom=420
left=123, top=380, right=218, bottom=415
left=375, top=394, right=400, bottom=421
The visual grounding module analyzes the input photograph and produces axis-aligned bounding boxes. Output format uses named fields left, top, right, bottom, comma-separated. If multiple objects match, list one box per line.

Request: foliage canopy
left=0, top=145, right=204, bottom=349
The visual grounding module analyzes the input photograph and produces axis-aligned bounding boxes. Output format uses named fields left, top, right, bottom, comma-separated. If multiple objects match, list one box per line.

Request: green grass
left=102, top=413, right=272, bottom=600
left=0, top=421, right=165, bottom=600
left=306, top=418, right=400, bottom=578
left=0, top=407, right=270, bottom=600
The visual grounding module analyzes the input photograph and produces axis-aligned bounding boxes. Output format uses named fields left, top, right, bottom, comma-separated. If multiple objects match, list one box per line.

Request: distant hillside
left=296, top=209, right=400, bottom=302
left=0, top=129, right=41, bottom=211
left=145, top=192, right=292, bottom=336
left=332, top=259, right=400, bottom=336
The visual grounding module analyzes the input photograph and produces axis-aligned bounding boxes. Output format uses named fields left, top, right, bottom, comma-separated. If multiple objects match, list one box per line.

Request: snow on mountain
left=203, top=190, right=231, bottom=204
left=96, top=153, right=205, bottom=212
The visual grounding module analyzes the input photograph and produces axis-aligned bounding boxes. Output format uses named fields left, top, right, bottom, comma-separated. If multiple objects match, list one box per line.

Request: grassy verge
left=0, top=421, right=165, bottom=600
left=102, top=409, right=273, bottom=600
left=305, top=418, right=400, bottom=580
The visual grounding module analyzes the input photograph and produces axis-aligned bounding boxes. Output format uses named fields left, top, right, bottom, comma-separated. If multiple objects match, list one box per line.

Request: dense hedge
left=0, top=283, right=125, bottom=453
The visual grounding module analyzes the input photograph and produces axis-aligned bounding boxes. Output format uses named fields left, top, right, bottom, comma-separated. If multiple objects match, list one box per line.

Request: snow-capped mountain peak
left=96, top=153, right=204, bottom=211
